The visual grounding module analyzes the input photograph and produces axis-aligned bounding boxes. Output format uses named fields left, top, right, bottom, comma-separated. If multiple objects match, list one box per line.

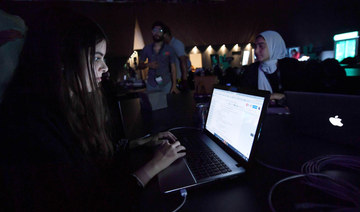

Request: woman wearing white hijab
left=241, top=30, right=288, bottom=100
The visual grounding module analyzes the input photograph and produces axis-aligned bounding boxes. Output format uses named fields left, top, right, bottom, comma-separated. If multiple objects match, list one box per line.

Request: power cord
left=255, top=157, right=300, bottom=175
left=137, top=127, right=201, bottom=140
left=301, top=154, right=360, bottom=174
left=264, top=155, right=360, bottom=212
left=268, top=173, right=360, bottom=211
left=168, top=126, right=203, bottom=132
left=172, top=189, right=188, bottom=212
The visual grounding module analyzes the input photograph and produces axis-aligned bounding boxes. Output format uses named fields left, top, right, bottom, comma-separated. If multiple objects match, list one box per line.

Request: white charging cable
left=172, top=189, right=188, bottom=212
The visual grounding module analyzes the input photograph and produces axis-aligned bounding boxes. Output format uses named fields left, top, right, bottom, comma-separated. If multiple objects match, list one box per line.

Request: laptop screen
left=205, top=88, right=265, bottom=161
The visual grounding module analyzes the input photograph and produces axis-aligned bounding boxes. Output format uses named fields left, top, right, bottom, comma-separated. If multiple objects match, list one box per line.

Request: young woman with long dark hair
left=0, top=8, right=185, bottom=211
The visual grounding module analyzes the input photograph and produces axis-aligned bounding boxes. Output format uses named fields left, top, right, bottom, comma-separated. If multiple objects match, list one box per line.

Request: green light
left=335, top=39, right=357, bottom=62
left=345, top=68, right=360, bottom=77
left=333, top=31, right=359, bottom=41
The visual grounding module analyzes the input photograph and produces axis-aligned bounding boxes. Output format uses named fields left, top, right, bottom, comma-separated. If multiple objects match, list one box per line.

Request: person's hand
left=151, top=141, right=186, bottom=171
left=170, top=86, right=180, bottom=94
left=133, top=140, right=186, bottom=186
left=147, top=61, right=159, bottom=69
left=149, top=131, right=177, bottom=146
left=130, top=131, right=178, bottom=148
left=270, top=93, right=285, bottom=100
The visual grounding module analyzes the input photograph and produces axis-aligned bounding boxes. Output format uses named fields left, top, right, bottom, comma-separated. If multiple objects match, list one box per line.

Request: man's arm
left=179, top=55, right=188, bottom=81
left=138, top=47, right=159, bottom=70
left=138, top=47, right=158, bottom=70
left=170, top=63, right=180, bottom=94
left=172, top=40, right=187, bottom=81
left=138, top=47, right=148, bottom=70
left=138, top=61, right=159, bottom=70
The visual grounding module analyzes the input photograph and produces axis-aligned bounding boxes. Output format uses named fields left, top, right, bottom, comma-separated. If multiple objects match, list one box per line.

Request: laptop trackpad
left=158, top=158, right=196, bottom=193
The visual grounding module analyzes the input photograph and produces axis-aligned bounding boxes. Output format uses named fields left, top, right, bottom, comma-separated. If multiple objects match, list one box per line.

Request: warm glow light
left=251, top=49, right=255, bottom=63
left=189, top=53, right=202, bottom=68
left=133, top=19, right=145, bottom=50
left=128, top=51, right=139, bottom=67
left=206, top=45, right=214, bottom=52
left=220, top=44, right=226, bottom=52
left=242, top=50, right=250, bottom=65
left=333, top=31, right=359, bottom=41
left=191, top=46, right=200, bottom=54
left=232, top=44, right=240, bottom=51
left=245, top=43, right=252, bottom=50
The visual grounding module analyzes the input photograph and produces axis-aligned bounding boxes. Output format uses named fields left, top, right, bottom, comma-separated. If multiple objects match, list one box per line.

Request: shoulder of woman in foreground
left=0, top=97, right=81, bottom=164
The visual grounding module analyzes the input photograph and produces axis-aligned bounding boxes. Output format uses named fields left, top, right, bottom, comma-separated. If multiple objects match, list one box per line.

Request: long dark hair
left=3, top=8, right=113, bottom=160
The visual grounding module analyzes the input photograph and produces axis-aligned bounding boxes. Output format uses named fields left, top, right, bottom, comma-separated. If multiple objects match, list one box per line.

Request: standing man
left=163, top=25, right=188, bottom=90
left=139, top=21, right=179, bottom=94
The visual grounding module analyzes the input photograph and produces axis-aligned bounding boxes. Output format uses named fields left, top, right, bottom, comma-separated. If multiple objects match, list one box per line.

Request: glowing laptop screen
left=206, top=88, right=265, bottom=161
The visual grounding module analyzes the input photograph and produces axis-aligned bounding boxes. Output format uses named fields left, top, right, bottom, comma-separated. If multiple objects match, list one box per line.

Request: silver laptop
left=158, top=86, right=270, bottom=193
left=285, top=91, right=360, bottom=144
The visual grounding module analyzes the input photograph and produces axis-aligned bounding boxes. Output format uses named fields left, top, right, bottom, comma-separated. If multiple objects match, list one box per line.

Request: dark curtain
left=2, top=0, right=360, bottom=57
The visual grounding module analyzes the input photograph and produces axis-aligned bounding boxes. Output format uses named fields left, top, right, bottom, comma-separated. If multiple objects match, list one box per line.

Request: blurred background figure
left=291, top=49, right=300, bottom=59
left=138, top=21, right=179, bottom=94
left=240, top=30, right=288, bottom=101
left=163, top=24, right=188, bottom=90
left=0, top=9, right=27, bottom=103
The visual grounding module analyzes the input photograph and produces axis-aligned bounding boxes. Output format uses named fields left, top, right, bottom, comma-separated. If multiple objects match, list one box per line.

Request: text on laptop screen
left=206, top=88, right=265, bottom=161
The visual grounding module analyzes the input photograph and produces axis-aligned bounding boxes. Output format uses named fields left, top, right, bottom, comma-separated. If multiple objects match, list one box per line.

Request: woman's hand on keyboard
left=152, top=140, right=186, bottom=171
left=129, top=131, right=178, bottom=148
left=150, top=131, right=178, bottom=146
left=133, top=140, right=186, bottom=186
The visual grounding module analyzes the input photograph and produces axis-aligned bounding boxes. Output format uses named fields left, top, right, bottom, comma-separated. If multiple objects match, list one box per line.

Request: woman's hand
left=129, top=131, right=177, bottom=149
left=133, top=140, right=186, bottom=186
left=151, top=140, right=186, bottom=171
left=150, top=131, right=177, bottom=146
left=270, top=93, right=285, bottom=100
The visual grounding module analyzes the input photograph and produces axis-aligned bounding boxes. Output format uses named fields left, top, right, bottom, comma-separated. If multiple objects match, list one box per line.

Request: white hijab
left=257, top=31, right=287, bottom=93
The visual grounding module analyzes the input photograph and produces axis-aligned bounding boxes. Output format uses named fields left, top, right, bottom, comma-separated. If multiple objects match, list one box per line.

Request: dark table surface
left=122, top=91, right=360, bottom=212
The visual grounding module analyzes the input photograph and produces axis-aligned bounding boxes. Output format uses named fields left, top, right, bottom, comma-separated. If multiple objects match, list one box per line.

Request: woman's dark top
left=0, top=95, right=143, bottom=211
left=240, top=61, right=282, bottom=93
left=240, top=58, right=305, bottom=92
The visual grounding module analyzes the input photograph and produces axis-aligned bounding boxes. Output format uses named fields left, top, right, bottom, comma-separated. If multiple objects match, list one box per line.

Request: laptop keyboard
left=181, top=136, right=232, bottom=180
